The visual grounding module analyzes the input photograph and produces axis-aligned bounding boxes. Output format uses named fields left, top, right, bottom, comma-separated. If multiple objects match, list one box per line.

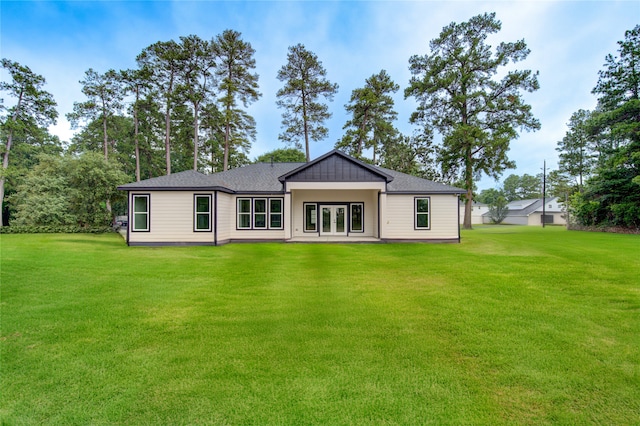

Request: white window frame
left=237, top=197, right=284, bottom=230
left=237, top=198, right=252, bottom=229
left=415, top=197, right=430, bottom=230
left=253, top=198, right=268, bottom=229
left=132, top=194, right=150, bottom=232
left=194, top=194, right=212, bottom=232
left=269, top=199, right=283, bottom=230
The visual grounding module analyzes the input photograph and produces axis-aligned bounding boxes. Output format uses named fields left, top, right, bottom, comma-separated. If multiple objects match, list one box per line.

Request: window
left=415, top=197, right=430, bottom=229
left=194, top=195, right=212, bottom=232
left=304, top=203, right=317, bottom=232
left=132, top=194, right=149, bottom=232
left=270, top=199, right=283, bottom=229
left=237, top=198, right=251, bottom=229
left=254, top=199, right=267, bottom=228
left=541, top=214, right=554, bottom=224
left=350, top=203, right=363, bottom=232
left=237, top=197, right=284, bottom=230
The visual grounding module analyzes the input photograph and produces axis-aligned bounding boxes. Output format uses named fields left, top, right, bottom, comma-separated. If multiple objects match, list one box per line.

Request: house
left=482, top=197, right=566, bottom=226
left=117, top=150, right=465, bottom=245
left=459, top=200, right=489, bottom=225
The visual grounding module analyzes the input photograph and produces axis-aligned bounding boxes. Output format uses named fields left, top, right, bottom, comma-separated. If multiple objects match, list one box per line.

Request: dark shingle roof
left=207, top=163, right=302, bottom=192
left=380, top=167, right=465, bottom=193
left=118, top=170, right=223, bottom=191
left=118, top=151, right=465, bottom=194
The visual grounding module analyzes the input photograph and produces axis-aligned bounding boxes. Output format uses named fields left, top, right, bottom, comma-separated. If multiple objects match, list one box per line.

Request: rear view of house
left=118, top=150, right=465, bottom=245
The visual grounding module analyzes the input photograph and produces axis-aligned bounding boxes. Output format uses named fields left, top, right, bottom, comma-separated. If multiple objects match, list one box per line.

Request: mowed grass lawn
left=1, top=227, right=639, bottom=425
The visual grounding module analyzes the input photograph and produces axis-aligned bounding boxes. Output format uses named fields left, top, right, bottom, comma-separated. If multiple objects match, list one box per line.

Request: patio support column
left=284, top=191, right=292, bottom=240
left=378, top=192, right=387, bottom=239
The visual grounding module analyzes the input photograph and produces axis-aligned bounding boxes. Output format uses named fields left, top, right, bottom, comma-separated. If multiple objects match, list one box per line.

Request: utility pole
left=542, top=160, right=546, bottom=228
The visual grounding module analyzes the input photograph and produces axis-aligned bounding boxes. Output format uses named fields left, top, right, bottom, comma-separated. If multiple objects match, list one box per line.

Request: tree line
left=2, top=15, right=637, bottom=230
left=552, top=25, right=640, bottom=229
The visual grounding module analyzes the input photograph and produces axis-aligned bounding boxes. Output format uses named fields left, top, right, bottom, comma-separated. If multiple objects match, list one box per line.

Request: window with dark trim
left=350, top=203, right=364, bottom=232
left=270, top=199, right=283, bottom=229
left=132, top=194, right=150, bottom=232
left=237, top=197, right=284, bottom=230
left=304, top=203, right=317, bottom=232
left=194, top=194, right=212, bottom=232
left=415, top=197, right=430, bottom=230
left=237, top=198, right=252, bottom=229
left=254, top=198, right=267, bottom=228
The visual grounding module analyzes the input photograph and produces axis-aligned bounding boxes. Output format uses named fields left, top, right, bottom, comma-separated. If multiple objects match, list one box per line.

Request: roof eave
left=117, top=186, right=234, bottom=193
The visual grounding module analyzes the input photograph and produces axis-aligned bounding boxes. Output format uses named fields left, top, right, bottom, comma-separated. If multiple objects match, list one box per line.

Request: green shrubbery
left=0, top=225, right=114, bottom=234
left=8, top=152, right=128, bottom=229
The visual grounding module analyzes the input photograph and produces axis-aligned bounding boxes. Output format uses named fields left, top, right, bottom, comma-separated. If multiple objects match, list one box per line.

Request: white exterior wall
left=502, top=216, right=529, bottom=225
left=459, top=204, right=489, bottom=225
left=382, top=193, right=460, bottom=240
left=527, top=212, right=567, bottom=226
left=128, top=191, right=215, bottom=244
left=216, top=193, right=232, bottom=243
left=290, top=189, right=378, bottom=238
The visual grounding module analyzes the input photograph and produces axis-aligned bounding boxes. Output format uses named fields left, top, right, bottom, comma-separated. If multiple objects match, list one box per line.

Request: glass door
left=320, top=205, right=347, bottom=236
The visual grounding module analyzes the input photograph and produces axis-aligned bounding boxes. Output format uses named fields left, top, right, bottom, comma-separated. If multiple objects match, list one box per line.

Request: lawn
left=1, top=227, right=639, bottom=424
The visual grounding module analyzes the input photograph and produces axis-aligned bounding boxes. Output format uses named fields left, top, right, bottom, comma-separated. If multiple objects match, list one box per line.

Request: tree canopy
left=4, top=19, right=638, bottom=231
left=1, top=58, right=58, bottom=226
left=569, top=25, right=640, bottom=228
left=405, top=12, right=540, bottom=229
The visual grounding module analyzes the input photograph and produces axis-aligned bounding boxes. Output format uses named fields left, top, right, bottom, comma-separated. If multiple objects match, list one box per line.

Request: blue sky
left=2, top=0, right=639, bottom=189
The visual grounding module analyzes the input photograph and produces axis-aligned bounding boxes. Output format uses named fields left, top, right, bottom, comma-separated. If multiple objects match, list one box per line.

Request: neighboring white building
left=459, top=201, right=490, bottom=225
left=482, top=197, right=566, bottom=226
left=118, top=150, right=466, bottom=245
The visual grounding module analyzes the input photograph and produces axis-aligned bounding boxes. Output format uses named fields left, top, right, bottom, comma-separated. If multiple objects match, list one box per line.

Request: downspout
left=126, top=191, right=131, bottom=246
left=377, top=191, right=381, bottom=240
left=214, top=191, right=218, bottom=246
left=457, top=194, right=461, bottom=243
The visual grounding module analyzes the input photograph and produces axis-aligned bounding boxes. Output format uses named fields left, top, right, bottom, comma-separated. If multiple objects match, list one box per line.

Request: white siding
left=459, top=204, right=489, bottom=225
left=382, top=194, right=460, bottom=240
left=216, top=193, right=232, bottom=243
left=502, top=216, right=528, bottom=225
left=128, top=191, right=215, bottom=244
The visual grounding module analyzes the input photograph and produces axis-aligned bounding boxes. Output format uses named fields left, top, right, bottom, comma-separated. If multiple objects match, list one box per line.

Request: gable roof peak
left=278, top=149, right=394, bottom=183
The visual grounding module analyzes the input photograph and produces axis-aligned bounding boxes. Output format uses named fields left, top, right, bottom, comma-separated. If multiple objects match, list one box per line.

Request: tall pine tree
left=405, top=13, right=540, bottom=229
left=213, top=30, right=261, bottom=171
left=276, top=44, right=338, bottom=162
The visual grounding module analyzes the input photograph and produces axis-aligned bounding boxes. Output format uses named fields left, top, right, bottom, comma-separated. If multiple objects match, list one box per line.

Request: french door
left=320, top=205, right=347, bottom=236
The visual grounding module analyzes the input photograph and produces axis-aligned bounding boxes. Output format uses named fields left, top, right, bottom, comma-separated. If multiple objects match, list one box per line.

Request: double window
left=132, top=194, right=150, bottom=232
left=415, top=197, right=430, bottom=229
left=194, top=195, right=212, bottom=232
left=237, top=198, right=284, bottom=230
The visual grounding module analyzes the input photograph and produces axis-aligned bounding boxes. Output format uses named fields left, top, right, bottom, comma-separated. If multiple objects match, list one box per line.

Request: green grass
left=1, top=227, right=639, bottom=424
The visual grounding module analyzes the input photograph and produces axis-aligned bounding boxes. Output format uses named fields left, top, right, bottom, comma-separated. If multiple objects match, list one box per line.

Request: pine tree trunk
left=463, top=146, right=473, bottom=230
left=302, top=94, right=310, bottom=162
left=0, top=133, right=12, bottom=227
left=193, top=103, right=199, bottom=171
